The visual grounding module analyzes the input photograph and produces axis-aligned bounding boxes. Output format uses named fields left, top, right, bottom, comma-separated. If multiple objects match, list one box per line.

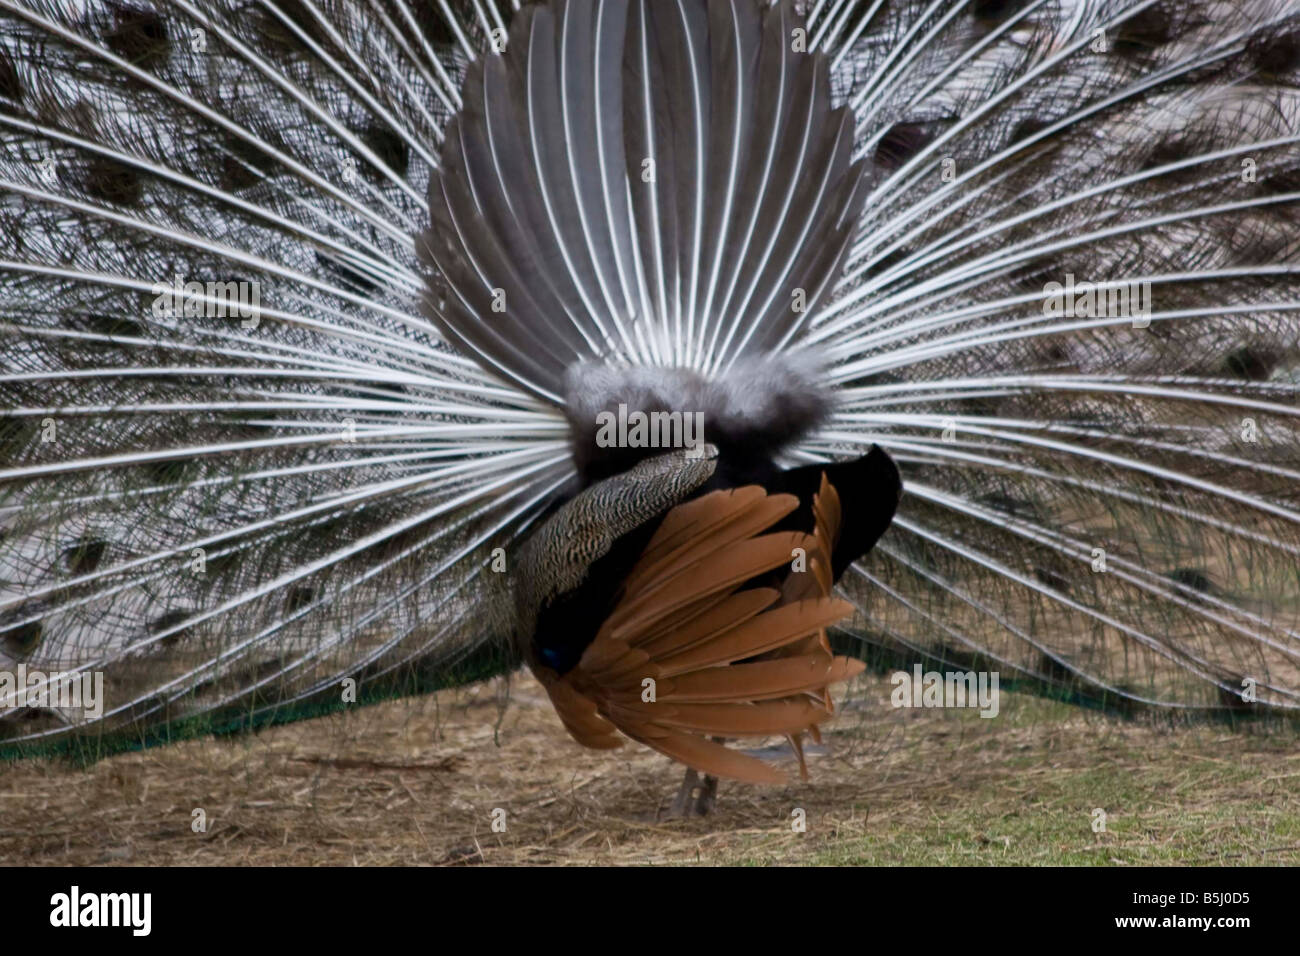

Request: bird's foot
left=664, top=767, right=718, bottom=818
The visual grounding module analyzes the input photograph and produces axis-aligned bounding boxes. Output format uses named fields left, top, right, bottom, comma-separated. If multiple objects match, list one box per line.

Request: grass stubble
left=2, top=669, right=1296, bottom=866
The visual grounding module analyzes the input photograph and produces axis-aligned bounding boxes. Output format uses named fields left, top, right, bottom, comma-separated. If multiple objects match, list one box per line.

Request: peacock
left=2, top=0, right=1298, bottom=814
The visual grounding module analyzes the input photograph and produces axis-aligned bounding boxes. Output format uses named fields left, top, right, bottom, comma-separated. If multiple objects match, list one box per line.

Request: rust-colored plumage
left=532, top=473, right=864, bottom=785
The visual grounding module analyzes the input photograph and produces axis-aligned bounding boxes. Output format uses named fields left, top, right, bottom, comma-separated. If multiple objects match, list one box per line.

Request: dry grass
left=2, top=672, right=1298, bottom=866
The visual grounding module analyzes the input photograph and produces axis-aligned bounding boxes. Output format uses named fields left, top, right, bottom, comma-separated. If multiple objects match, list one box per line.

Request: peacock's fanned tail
left=0, top=0, right=1298, bottom=752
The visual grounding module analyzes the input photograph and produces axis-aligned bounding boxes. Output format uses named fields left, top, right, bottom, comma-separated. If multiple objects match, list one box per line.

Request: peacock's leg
left=694, top=772, right=718, bottom=815
left=667, top=767, right=700, bottom=817
left=667, top=767, right=718, bottom=818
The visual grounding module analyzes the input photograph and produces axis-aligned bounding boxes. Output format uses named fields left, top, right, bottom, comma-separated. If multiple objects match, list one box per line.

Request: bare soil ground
left=2, top=672, right=1297, bottom=865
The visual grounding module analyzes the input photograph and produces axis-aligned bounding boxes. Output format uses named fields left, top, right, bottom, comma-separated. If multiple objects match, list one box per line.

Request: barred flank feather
left=1, top=0, right=1298, bottom=756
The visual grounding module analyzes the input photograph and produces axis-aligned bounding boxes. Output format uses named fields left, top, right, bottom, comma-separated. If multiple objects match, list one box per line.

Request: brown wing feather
left=624, top=491, right=799, bottom=596
left=633, top=589, right=778, bottom=658
left=604, top=530, right=816, bottom=636
left=647, top=699, right=830, bottom=736
left=634, top=487, right=767, bottom=569
left=660, top=654, right=863, bottom=702
left=622, top=726, right=788, bottom=785
left=656, top=598, right=853, bottom=676
left=536, top=474, right=863, bottom=784
left=540, top=677, right=624, bottom=750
